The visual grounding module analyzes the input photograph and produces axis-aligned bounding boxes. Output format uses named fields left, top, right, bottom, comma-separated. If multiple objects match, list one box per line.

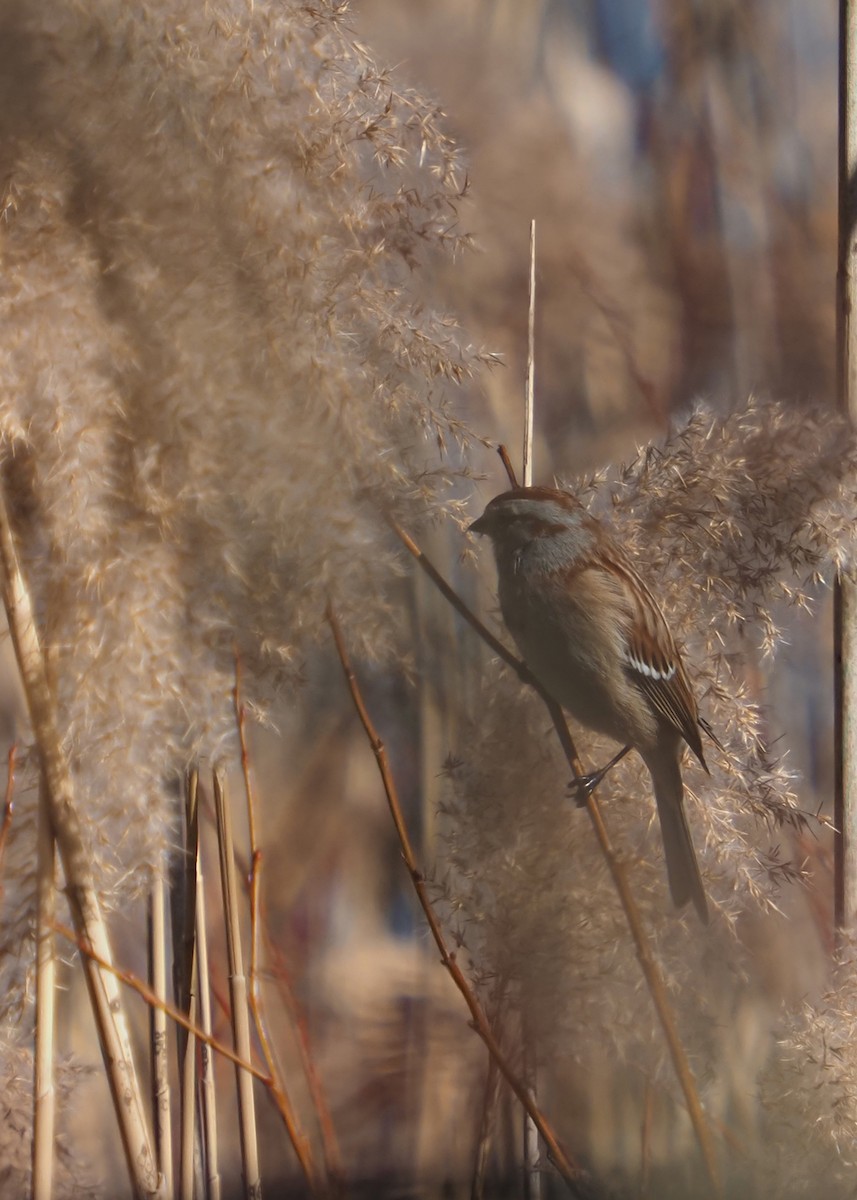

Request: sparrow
left=470, top=485, right=709, bottom=922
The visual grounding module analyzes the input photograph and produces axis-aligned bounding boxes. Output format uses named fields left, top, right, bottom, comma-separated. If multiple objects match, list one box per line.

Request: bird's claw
left=567, top=745, right=633, bottom=806
left=569, top=772, right=600, bottom=807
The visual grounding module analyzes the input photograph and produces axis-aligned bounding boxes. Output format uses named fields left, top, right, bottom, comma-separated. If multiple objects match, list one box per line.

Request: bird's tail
left=647, top=752, right=708, bottom=924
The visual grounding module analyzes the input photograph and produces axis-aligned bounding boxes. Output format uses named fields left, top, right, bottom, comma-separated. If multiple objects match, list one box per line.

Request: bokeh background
left=356, top=0, right=836, bottom=451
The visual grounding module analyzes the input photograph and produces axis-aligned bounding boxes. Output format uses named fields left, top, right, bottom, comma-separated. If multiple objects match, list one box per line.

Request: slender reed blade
left=213, top=768, right=262, bottom=1200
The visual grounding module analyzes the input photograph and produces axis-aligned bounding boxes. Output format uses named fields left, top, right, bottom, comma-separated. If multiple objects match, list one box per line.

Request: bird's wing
left=598, top=551, right=707, bottom=769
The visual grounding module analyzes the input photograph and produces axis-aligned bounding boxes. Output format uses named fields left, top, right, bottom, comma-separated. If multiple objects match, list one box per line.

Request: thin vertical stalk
left=523, top=219, right=536, bottom=489
left=213, top=768, right=262, bottom=1200
left=32, top=778, right=56, bottom=1200
left=150, top=869, right=174, bottom=1197
left=196, top=869, right=221, bottom=1200
left=836, top=0, right=857, bottom=936
left=0, top=474, right=161, bottom=1199
left=177, top=771, right=200, bottom=1200
left=522, top=222, right=539, bottom=1188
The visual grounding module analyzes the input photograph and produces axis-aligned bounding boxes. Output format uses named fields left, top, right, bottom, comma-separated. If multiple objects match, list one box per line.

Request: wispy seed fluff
left=758, top=951, right=857, bottom=1199
left=441, top=401, right=857, bottom=1183
left=0, top=0, right=483, bottom=937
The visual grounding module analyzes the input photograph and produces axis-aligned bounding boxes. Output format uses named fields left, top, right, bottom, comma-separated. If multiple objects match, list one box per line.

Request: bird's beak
left=468, top=513, right=490, bottom=535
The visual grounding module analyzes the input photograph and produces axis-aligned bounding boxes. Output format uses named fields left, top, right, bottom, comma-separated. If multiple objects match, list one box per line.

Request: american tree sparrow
left=470, top=486, right=710, bottom=923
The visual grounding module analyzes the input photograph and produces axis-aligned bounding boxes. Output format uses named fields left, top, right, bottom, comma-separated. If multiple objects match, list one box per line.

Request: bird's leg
left=569, top=745, right=632, bottom=806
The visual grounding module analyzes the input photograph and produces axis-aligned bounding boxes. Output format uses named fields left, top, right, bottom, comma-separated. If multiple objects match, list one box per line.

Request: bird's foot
left=568, top=745, right=632, bottom=806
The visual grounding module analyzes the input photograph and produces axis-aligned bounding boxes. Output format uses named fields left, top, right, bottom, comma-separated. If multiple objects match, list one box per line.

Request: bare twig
left=388, top=521, right=722, bottom=1193
left=327, top=605, right=585, bottom=1195
left=212, top=768, right=262, bottom=1199
left=388, top=518, right=533, bottom=682
left=52, top=921, right=270, bottom=1083
left=497, top=444, right=519, bottom=490
left=0, top=477, right=161, bottom=1199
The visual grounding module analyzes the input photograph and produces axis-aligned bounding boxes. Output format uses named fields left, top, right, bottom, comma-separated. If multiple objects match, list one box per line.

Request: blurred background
left=354, top=0, right=836, bottom=471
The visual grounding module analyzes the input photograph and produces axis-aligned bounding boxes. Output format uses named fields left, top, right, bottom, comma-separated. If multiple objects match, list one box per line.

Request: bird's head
left=469, top=486, right=589, bottom=552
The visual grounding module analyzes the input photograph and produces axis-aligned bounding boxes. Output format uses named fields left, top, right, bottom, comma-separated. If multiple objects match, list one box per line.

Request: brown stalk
left=148, top=868, right=174, bottom=1195
left=497, top=444, right=519, bottom=491
left=196, top=868, right=222, bottom=1200
left=387, top=518, right=722, bottom=1193
left=232, top=659, right=334, bottom=1194
left=178, top=769, right=200, bottom=1200
left=52, top=920, right=270, bottom=1084
left=326, top=604, right=584, bottom=1195
left=212, top=767, right=262, bottom=1199
left=0, top=478, right=161, bottom=1199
